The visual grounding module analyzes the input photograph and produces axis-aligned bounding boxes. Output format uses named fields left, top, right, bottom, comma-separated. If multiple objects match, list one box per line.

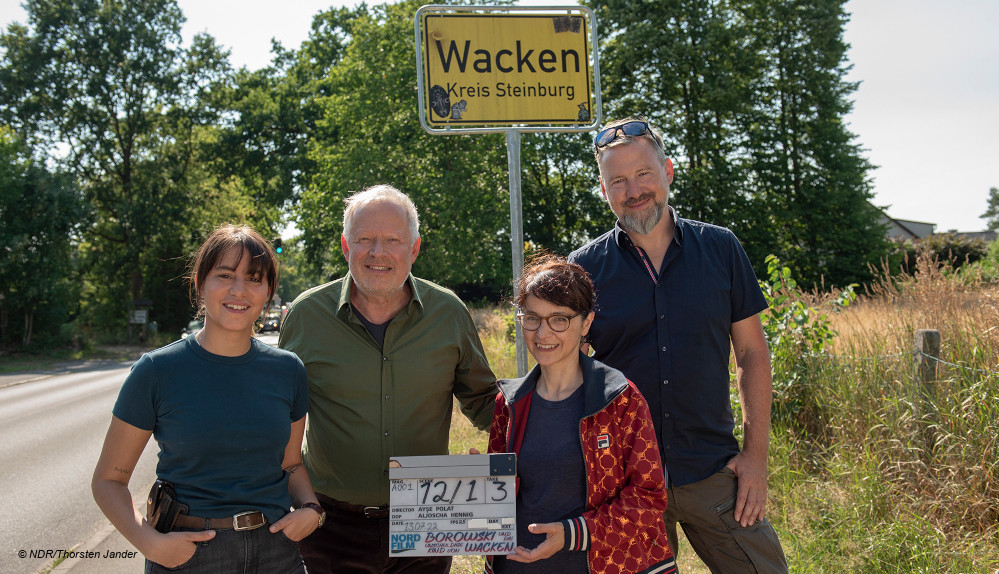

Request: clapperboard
left=388, top=453, right=517, bottom=556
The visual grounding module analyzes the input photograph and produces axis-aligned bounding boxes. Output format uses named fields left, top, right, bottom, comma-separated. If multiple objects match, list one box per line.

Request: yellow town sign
left=417, top=7, right=598, bottom=131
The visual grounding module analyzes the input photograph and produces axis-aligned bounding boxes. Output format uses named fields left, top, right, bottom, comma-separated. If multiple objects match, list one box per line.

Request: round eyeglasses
left=517, top=312, right=581, bottom=332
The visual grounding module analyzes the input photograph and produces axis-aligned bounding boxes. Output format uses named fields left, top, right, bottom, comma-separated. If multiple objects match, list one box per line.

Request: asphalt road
left=0, top=332, right=280, bottom=574
left=0, top=359, right=157, bottom=574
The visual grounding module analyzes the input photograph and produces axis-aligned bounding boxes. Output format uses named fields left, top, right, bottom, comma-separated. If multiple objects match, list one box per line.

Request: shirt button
left=661, top=346, right=667, bottom=352
left=663, top=379, right=669, bottom=385
left=659, top=314, right=665, bottom=319
left=383, top=357, right=388, bottom=361
left=663, top=412, right=670, bottom=418
left=384, top=394, right=390, bottom=400
left=384, top=431, right=390, bottom=436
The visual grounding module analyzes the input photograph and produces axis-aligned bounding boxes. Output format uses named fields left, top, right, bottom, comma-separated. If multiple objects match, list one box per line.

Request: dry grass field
left=764, top=258, right=999, bottom=571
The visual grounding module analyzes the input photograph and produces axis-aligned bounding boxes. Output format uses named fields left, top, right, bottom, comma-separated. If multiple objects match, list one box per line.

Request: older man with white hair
left=280, top=184, right=497, bottom=574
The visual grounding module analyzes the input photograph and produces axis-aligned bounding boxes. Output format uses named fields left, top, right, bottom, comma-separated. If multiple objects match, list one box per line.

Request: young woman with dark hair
left=92, top=224, right=322, bottom=573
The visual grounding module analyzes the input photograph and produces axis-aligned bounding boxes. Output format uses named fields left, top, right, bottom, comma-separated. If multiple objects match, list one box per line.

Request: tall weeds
left=767, top=253, right=999, bottom=571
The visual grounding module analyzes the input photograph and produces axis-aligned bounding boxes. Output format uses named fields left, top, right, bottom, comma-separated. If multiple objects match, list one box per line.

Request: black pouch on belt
left=147, top=479, right=190, bottom=533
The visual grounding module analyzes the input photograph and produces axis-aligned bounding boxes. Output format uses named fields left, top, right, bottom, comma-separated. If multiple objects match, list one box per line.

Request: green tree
left=982, top=186, right=999, bottom=231
left=591, top=0, right=759, bottom=227
left=211, top=61, right=313, bottom=225
left=743, top=0, right=887, bottom=287
left=520, top=132, right=615, bottom=256
left=271, top=237, right=324, bottom=304
left=0, top=127, right=84, bottom=347
left=587, top=0, right=887, bottom=288
left=0, top=0, right=264, bottom=337
left=292, top=1, right=512, bottom=297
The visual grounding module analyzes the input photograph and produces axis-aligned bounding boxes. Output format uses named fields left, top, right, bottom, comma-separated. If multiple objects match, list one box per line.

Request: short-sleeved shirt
left=278, top=273, right=497, bottom=506
left=113, top=336, right=309, bottom=523
left=569, top=209, right=767, bottom=486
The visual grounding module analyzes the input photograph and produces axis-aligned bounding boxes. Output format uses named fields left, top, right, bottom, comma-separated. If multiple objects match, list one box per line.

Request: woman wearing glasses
left=485, top=255, right=676, bottom=574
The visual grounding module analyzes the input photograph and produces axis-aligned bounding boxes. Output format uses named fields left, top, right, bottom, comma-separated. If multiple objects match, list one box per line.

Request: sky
left=2, top=0, right=997, bottom=233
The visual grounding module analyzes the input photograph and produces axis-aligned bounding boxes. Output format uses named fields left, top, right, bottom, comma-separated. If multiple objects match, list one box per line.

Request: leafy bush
left=886, top=233, right=990, bottom=277
left=963, top=238, right=999, bottom=282
left=758, top=254, right=855, bottom=434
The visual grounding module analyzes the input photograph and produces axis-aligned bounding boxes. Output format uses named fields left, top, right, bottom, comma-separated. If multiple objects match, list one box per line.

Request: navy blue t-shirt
left=569, top=210, right=767, bottom=486
left=495, top=385, right=588, bottom=574
left=113, top=336, right=309, bottom=523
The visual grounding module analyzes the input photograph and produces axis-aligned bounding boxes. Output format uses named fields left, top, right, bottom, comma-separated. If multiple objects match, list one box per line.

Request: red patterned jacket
left=485, top=353, right=676, bottom=574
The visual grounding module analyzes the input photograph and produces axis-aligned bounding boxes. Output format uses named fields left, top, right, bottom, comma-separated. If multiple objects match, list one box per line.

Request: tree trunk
left=23, top=309, right=33, bottom=347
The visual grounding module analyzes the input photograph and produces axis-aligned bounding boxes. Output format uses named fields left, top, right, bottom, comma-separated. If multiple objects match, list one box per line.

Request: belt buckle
left=232, top=511, right=264, bottom=531
left=363, top=506, right=386, bottom=519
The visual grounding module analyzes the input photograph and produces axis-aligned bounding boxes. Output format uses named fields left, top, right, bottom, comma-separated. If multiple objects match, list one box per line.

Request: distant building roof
left=870, top=201, right=993, bottom=241
left=951, top=230, right=998, bottom=242
left=877, top=213, right=935, bottom=240
left=869, top=201, right=934, bottom=240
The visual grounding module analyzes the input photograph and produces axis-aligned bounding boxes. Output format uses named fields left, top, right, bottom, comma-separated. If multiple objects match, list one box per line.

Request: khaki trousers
left=666, top=467, right=788, bottom=573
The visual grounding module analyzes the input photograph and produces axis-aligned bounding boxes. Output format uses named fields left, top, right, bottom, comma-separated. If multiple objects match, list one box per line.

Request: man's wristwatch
left=298, top=502, right=326, bottom=527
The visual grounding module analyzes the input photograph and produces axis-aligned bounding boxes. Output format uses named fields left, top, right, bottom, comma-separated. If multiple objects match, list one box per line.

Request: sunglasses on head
left=594, top=120, right=663, bottom=149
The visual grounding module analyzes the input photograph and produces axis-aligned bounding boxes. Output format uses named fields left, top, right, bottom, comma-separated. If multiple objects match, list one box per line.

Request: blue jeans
left=145, top=525, right=306, bottom=574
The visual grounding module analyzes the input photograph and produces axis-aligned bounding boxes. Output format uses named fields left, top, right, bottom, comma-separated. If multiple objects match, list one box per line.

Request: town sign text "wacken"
left=433, top=40, right=582, bottom=74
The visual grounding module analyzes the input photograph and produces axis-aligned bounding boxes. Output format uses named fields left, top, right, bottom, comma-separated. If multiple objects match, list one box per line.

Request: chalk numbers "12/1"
left=417, top=477, right=509, bottom=505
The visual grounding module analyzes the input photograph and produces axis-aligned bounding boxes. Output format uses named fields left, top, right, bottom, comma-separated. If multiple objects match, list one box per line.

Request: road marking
left=42, top=479, right=153, bottom=574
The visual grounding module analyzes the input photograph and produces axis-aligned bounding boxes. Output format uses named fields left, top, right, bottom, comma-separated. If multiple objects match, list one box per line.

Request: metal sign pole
left=414, top=5, right=602, bottom=378
left=506, top=129, right=528, bottom=377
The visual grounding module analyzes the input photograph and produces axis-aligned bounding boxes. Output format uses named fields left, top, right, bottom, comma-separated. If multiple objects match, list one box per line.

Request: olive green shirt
left=279, top=273, right=497, bottom=506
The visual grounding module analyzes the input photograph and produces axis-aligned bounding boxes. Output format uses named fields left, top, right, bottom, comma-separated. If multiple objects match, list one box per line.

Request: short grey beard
left=621, top=199, right=667, bottom=235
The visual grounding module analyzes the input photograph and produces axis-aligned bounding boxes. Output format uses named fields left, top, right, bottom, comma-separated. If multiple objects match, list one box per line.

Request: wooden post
left=914, top=329, right=940, bottom=454
left=914, top=329, right=940, bottom=398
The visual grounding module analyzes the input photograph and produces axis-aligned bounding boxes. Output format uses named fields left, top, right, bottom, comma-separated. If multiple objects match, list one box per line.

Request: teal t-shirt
left=113, top=336, right=309, bottom=524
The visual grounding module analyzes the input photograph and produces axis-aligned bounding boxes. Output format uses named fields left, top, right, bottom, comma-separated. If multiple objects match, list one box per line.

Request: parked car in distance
left=181, top=319, right=204, bottom=339
left=259, top=312, right=281, bottom=333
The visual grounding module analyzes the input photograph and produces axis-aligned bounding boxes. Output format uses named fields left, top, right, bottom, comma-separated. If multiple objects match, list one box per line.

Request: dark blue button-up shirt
left=569, top=209, right=767, bottom=486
